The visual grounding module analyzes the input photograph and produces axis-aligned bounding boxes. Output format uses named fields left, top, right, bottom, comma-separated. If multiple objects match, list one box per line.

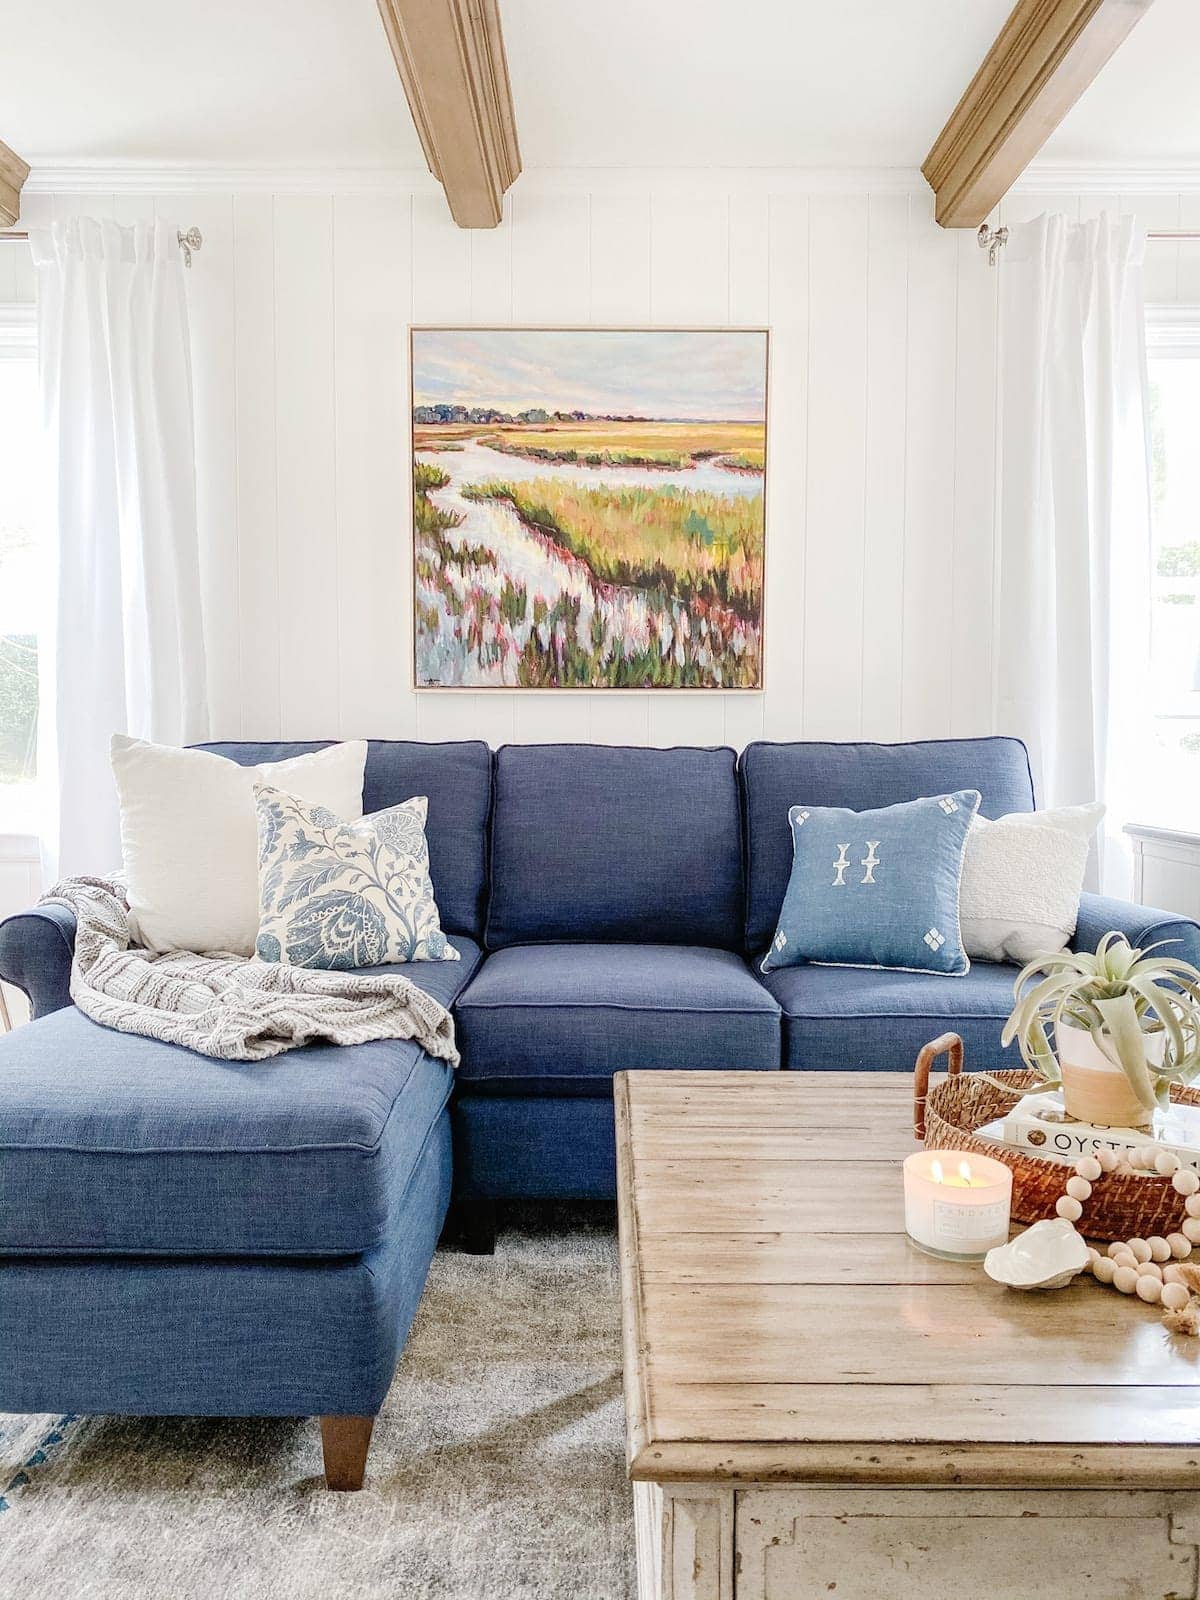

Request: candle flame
left=930, top=1158, right=944, bottom=1184
left=959, top=1159, right=973, bottom=1184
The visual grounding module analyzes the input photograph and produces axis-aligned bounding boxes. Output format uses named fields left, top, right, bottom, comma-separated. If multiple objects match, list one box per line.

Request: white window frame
left=0, top=304, right=35, bottom=361
left=1138, top=303, right=1200, bottom=851
left=1146, top=303, right=1200, bottom=359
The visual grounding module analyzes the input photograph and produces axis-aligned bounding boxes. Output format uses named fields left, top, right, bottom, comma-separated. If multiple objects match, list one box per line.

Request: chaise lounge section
left=2, top=734, right=1197, bottom=1485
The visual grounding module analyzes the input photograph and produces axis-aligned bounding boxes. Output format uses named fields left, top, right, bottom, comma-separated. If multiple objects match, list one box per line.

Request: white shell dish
left=984, top=1218, right=1091, bottom=1291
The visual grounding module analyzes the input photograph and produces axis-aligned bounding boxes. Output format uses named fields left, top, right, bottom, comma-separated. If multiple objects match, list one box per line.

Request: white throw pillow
left=111, top=735, right=367, bottom=954
left=254, top=785, right=458, bottom=969
left=959, top=801, right=1105, bottom=965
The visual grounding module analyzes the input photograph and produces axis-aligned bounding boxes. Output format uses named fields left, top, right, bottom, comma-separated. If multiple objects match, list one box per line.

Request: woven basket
left=913, top=1033, right=1195, bottom=1244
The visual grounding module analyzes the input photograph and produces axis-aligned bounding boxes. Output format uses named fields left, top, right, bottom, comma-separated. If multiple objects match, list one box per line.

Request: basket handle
left=914, top=1032, right=964, bottom=1141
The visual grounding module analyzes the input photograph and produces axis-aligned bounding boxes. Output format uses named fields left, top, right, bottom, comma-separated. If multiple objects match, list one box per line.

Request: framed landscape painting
left=411, top=326, right=768, bottom=689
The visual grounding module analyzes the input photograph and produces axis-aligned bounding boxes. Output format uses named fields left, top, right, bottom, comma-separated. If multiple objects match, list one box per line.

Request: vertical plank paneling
left=901, top=192, right=958, bottom=740
left=23, top=176, right=1070, bottom=766
left=232, top=194, right=281, bottom=737
left=512, top=693, right=587, bottom=744
left=159, top=193, right=240, bottom=736
left=510, top=188, right=590, bottom=325
left=469, top=211, right=513, bottom=323
left=411, top=193, right=471, bottom=325
left=803, top=195, right=868, bottom=741
left=333, top=193, right=416, bottom=740
left=950, top=226, right=999, bottom=737
left=860, top=192, right=909, bottom=742
left=650, top=193, right=729, bottom=326
left=418, top=693, right=485, bottom=743
left=762, top=194, right=809, bottom=739
left=273, top=195, right=339, bottom=737
left=589, top=194, right=651, bottom=326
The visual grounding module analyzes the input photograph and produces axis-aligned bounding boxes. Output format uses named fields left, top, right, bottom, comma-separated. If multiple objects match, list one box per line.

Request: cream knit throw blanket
left=40, top=876, right=459, bottom=1065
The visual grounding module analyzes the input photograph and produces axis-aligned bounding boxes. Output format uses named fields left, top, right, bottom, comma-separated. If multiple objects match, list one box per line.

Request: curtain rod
left=979, top=222, right=1200, bottom=265
left=0, top=225, right=203, bottom=267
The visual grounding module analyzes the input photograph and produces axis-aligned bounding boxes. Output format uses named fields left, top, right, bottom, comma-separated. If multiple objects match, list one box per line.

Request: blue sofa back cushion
left=195, top=739, right=492, bottom=941
left=760, top=791, right=981, bottom=977
left=486, top=743, right=744, bottom=949
left=740, top=737, right=1036, bottom=954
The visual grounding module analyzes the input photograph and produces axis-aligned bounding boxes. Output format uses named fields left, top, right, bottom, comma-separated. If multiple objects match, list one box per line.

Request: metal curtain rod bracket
left=978, top=223, right=1009, bottom=265
left=979, top=221, right=1200, bottom=266
left=0, top=224, right=203, bottom=267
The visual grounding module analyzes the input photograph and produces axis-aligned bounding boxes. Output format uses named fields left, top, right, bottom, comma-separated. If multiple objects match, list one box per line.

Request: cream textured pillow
left=959, top=802, right=1105, bottom=965
left=111, top=736, right=367, bottom=955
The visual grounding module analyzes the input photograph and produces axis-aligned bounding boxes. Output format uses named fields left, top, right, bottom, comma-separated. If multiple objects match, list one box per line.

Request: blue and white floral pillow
left=253, top=784, right=459, bottom=970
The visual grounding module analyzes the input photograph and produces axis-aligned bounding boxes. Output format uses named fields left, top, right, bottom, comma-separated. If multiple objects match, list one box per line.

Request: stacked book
left=977, top=1090, right=1200, bottom=1172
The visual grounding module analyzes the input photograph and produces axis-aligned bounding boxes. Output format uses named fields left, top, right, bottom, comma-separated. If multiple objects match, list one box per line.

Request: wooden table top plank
left=647, top=1382, right=1200, bottom=1445
left=637, top=1231, right=984, bottom=1284
left=616, top=1069, right=1200, bottom=1489
left=639, top=1281, right=1200, bottom=1386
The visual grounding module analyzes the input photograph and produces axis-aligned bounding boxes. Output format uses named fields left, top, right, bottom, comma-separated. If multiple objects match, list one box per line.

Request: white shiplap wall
left=5, top=177, right=1002, bottom=755
left=5, top=176, right=1194, bottom=764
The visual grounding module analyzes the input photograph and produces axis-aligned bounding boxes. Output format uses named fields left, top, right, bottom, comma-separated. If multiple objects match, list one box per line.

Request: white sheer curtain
left=995, top=212, right=1153, bottom=897
left=32, top=217, right=209, bottom=876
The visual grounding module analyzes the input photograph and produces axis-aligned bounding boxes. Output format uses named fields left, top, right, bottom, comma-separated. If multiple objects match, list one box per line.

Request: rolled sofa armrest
left=1072, top=892, right=1200, bottom=970
left=0, top=904, right=77, bottom=1019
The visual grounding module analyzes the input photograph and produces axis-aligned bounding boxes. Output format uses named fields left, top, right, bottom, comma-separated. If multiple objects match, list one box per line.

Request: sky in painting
left=412, top=329, right=767, bottom=420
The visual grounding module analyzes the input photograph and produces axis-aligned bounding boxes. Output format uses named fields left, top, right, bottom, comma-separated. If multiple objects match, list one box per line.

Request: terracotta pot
left=1057, top=1021, right=1165, bottom=1130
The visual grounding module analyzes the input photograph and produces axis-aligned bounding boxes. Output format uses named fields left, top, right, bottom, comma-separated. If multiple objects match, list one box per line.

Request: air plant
left=1001, top=932, right=1200, bottom=1114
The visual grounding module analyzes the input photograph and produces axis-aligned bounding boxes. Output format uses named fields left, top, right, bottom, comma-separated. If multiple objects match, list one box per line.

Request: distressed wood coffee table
left=615, top=1069, right=1200, bottom=1600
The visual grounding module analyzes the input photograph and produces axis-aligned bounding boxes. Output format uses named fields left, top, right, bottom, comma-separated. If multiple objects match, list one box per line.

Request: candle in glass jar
left=903, top=1149, right=1012, bottom=1259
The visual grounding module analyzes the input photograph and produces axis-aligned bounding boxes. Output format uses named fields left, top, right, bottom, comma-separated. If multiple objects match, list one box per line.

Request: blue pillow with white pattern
left=760, top=790, right=982, bottom=977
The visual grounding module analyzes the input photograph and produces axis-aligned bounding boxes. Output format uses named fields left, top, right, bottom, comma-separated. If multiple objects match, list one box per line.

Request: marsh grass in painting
left=411, top=328, right=767, bottom=689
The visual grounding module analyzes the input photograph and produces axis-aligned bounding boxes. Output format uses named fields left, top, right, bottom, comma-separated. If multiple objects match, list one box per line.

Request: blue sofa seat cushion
left=759, top=959, right=1020, bottom=1073
left=455, top=942, right=781, bottom=1095
left=0, top=939, right=481, bottom=1258
left=197, top=739, right=492, bottom=941
left=740, top=737, right=1036, bottom=954
left=486, top=744, right=745, bottom=949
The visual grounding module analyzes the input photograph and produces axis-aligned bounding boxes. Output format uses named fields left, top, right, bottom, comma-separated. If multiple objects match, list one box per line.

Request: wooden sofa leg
left=459, top=1196, right=497, bottom=1256
left=320, top=1414, right=375, bottom=1490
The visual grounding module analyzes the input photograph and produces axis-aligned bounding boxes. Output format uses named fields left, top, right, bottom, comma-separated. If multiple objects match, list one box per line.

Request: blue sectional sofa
left=1, top=735, right=1196, bottom=1489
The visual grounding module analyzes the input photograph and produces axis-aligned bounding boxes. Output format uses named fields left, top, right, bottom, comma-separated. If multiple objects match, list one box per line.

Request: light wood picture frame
left=411, top=325, right=769, bottom=691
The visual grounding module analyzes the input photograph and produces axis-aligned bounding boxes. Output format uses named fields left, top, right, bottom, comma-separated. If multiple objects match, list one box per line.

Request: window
left=1145, top=310, right=1200, bottom=829
left=0, top=308, right=44, bottom=834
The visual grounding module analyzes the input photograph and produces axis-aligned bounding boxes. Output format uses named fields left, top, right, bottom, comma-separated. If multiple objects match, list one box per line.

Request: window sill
left=0, top=834, right=38, bottom=864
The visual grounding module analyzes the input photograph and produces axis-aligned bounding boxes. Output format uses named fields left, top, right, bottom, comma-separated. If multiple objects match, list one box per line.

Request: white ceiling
left=1043, top=0, right=1200, bottom=164
left=1, top=0, right=426, bottom=166
left=2, top=0, right=1197, bottom=173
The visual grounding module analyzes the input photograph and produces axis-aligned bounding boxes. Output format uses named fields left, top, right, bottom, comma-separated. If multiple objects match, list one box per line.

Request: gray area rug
left=0, top=1205, right=635, bottom=1600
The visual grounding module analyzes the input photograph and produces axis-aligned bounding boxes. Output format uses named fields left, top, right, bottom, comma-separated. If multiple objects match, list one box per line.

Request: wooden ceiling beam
left=922, top=0, right=1155, bottom=228
left=0, top=139, right=30, bottom=228
left=376, top=0, right=520, bottom=229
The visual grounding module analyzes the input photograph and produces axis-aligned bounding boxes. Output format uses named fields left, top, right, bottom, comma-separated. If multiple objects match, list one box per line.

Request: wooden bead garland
left=1056, top=1144, right=1200, bottom=1335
